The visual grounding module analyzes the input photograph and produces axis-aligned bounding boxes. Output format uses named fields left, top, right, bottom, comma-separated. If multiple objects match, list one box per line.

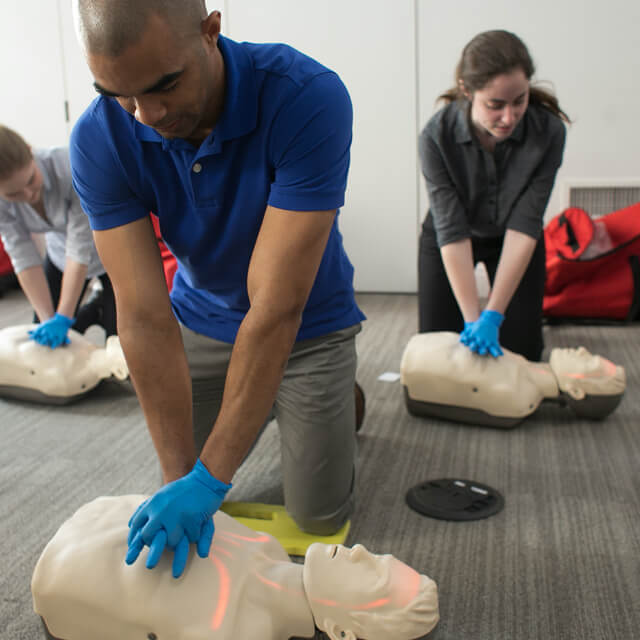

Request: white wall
left=2, top=1, right=639, bottom=292
left=223, top=0, right=419, bottom=292
left=0, top=2, right=68, bottom=146
left=417, top=0, right=640, bottom=225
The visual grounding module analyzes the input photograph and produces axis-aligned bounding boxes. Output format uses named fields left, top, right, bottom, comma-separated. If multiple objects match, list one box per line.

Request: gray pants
left=180, top=323, right=361, bottom=535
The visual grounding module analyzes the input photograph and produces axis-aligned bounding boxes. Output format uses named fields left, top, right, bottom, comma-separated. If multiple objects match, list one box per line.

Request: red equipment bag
left=150, top=213, right=178, bottom=292
left=543, top=202, right=640, bottom=321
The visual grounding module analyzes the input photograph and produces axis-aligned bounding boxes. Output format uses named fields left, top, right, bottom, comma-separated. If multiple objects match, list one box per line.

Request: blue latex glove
left=28, top=312, right=75, bottom=348
left=459, top=310, right=504, bottom=358
left=126, top=459, right=232, bottom=578
left=459, top=320, right=473, bottom=344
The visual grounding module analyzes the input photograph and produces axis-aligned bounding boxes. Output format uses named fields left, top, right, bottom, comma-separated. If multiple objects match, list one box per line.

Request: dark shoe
left=74, top=287, right=104, bottom=334
left=355, top=381, right=366, bottom=432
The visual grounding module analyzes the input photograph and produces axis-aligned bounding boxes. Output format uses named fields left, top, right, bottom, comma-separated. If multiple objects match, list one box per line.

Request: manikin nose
left=133, top=97, right=167, bottom=128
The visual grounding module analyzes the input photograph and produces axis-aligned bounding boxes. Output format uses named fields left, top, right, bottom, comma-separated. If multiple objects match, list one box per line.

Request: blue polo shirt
left=70, top=35, right=365, bottom=343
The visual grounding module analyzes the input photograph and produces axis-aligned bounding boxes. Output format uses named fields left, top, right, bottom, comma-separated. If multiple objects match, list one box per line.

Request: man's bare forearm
left=119, top=314, right=196, bottom=483
left=199, top=304, right=302, bottom=483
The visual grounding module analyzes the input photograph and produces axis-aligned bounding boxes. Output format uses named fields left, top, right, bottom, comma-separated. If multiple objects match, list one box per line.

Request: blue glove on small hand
left=126, top=459, right=232, bottom=578
left=459, top=320, right=474, bottom=344
left=28, top=312, right=75, bottom=348
left=459, top=310, right=504, bottom=358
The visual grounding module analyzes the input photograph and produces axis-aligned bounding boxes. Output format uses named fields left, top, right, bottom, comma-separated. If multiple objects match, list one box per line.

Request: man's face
left=469, top=68, right=530, bottom=142
left=86, top=12, right=224, bottom=143
left=0, top=159, right=44, bottom=205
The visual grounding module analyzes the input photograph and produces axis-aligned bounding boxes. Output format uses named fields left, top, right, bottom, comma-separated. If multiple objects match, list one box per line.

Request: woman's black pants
left=33, top=254, right=117, bottom=337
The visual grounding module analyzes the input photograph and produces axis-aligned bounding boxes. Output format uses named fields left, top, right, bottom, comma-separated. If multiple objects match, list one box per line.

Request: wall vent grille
left=568, top=185, right=640, bottom=218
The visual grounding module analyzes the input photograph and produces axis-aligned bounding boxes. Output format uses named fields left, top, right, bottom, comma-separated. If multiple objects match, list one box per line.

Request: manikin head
left=304, top=542, right=439, bottom=640
left=549, top=346, right=626, bottom=400
left=74, top=0, right=225, bottom=145
left=0, top=124, right=44, bottom=205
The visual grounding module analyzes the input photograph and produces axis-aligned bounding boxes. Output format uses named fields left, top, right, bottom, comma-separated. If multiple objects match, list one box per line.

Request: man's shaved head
left=75, top=0, right=208, bottom=57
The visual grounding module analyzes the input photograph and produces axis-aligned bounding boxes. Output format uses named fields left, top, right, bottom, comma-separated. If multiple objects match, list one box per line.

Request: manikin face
left=549, top=346, right=625, bottom=399
left=0, top=158, right=44, bottom=205
left=468, top=68, right=530, bottom=144
left=304, top=543, right=426, bottom=640
left=86, top=11, right=225, bottom=144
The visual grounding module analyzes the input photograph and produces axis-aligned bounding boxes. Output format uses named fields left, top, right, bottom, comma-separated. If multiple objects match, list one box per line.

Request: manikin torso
left=401, top=332, right=559, bottom=419
left=0, top=325, right=128, bottom=403
left=400, top=332, right=625, bottom=424
left=32, top=495, right=315, bottom=640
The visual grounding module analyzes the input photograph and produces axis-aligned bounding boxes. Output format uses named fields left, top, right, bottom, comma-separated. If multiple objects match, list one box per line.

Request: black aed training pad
left=406, top=478, right=504, bottom=521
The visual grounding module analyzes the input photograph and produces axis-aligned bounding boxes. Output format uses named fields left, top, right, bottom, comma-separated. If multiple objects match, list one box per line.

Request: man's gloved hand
left=125, top=459, right=232, bottom=578
left=459, top=310, right=504, bottom=358
left=28, top=312, right=75, bottom=348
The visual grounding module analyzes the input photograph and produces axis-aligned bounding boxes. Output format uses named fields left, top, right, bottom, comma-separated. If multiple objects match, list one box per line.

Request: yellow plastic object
left=220, top=501, right=350, bottom=557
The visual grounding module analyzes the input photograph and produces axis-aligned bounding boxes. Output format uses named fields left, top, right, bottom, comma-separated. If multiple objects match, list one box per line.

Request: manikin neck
left=525, top=361, right=559, bottom=399
left=257, top=560, right=316, bottom=638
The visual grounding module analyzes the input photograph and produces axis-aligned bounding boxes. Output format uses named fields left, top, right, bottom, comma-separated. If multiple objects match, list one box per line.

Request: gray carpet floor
left=0, top=288, right=638, bottom=640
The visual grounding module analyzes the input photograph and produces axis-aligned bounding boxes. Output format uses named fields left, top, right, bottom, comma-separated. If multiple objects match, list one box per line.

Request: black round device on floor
left=406, top=478, right=504, bottom=521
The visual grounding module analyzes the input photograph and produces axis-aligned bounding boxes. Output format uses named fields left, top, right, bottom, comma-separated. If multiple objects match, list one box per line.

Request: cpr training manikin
left=401, top=332, right=626, bottom=427
left=31, top=495, right=440, bottom=640
left=0, top=324, right=128, bottom=404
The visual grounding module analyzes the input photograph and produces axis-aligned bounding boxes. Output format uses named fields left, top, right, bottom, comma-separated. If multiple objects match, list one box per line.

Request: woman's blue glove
left=125, top=459, right=232, bottom=578
left=459, top=320, right=473, bottom=344
left=28, top=312, right=75, bottom=348
left=459, top=310, right=504, bottom=357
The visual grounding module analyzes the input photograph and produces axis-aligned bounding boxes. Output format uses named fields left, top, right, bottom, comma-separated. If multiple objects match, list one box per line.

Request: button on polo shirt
left=70, top=35, right=365, bottom=343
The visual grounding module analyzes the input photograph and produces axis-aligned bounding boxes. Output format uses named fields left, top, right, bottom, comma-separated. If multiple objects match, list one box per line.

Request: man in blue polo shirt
left=71, top=0, right=365, bottom=578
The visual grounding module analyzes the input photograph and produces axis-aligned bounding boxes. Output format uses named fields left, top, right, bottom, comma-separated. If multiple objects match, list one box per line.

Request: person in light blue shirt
left=71, top=0, right=365, bottom=577
left=0, top=125, right=116, bottom=347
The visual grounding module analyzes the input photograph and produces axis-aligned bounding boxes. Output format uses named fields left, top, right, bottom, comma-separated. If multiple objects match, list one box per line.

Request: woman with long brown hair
left=418, top=30, right=570, bottom=360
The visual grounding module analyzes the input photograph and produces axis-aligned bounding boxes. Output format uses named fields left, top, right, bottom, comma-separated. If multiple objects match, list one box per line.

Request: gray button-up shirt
left=0, top=147, right=104, bottom=277
left=419, top=100, right=566, bottom=247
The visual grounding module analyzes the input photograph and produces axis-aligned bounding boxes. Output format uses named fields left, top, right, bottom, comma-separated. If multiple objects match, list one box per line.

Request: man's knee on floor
left=290, top=495, right=354, bottom=537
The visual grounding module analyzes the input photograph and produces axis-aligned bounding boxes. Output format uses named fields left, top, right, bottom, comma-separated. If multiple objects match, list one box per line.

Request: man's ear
left=201, top=10, right=221, bottom=46
left=323, top=620, right=357, bottom=640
